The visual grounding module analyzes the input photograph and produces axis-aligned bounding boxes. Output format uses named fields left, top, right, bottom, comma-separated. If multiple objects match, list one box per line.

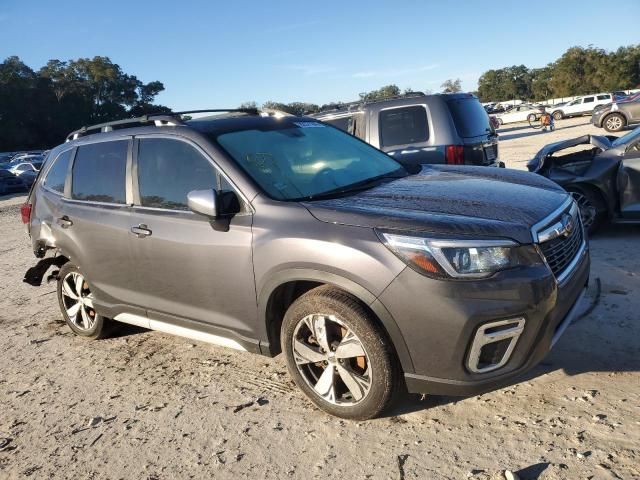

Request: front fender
left=256, top=268, right=415, bottom=374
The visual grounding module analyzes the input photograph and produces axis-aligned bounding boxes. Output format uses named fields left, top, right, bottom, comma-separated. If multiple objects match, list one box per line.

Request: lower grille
left=537, top=202, right=584, bottom=281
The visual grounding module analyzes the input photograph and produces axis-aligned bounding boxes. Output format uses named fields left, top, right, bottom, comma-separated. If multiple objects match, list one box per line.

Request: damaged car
left=527, top=126, right=640, bottom=232
left=22, top=109, right=589, bottom=420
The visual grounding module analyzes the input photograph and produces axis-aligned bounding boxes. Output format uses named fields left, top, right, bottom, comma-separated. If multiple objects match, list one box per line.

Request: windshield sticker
left=293, top=122, right=325, bottom=128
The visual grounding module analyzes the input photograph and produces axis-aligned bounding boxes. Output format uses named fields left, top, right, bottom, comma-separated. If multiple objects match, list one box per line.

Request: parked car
left=23, top=110, right=589, bottom=419
left=527, top=126, right=640, bottom=232
left=2, top=154, right=44, bottom=170
left=0, top=169, right=26, bottom=195
left=591, top=95, right=640, bottom=132
left=493, top=104, right=543, bottom=125
left=0, top=152, right=18, bottom=164
left=310, top=92, right=501, bottom=167
left=549, top=94, right=613, bottom=120
left=10, top=160, right=43, bottom=186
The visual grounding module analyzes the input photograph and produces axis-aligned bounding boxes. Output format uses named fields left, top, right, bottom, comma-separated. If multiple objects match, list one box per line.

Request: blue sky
left=1, top=0, right=639, bottom=109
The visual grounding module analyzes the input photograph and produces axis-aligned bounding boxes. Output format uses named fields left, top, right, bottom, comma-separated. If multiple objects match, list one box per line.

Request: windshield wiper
left=302, top=171, right=406, bottom=201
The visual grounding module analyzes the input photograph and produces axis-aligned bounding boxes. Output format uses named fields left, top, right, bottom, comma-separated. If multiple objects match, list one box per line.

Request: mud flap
left=23, top=256, right=68, bottom=287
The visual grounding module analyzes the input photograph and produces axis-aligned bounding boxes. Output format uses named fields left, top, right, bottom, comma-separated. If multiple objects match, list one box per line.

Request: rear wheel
left=281, top=286, right=399, bottom=420
left=552, top=111, right=563, bottom=120
left=57, top=263, right=113, bottom=339
left=603, top=113, right=626, bottom=132
left=567, top=186, right=606, bottom=233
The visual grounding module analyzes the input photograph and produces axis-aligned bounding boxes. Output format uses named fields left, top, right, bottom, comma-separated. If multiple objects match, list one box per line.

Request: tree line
left=0, top=56, right=168, bottom=151
left=2, top=44, right=639, bottom=150
left=477, top=45, right=640, bottom=102
left=246, top=45, right=640, bottom=113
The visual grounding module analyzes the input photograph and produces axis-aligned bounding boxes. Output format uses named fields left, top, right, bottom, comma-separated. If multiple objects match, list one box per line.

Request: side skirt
left=114, top=313, right=248, bottom=352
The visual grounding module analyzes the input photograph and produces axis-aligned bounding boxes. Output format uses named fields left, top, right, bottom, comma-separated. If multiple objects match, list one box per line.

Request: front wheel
left=281, top=286, right=399, bottom=420
left=567, top=186, right=606, bottom=234
left=57, top=263, right=113, bottom=339
left=552, top=111, right=563, bottom=120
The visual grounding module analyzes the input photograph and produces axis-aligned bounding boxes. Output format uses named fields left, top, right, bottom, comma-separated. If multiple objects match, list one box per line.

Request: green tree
left=0, top=55, right=167, bottom=150
left=441, top=78, right=462, bottom=93
left=360, top=84, right=401, bottom=101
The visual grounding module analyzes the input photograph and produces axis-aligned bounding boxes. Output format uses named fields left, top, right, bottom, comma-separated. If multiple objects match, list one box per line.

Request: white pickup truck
left=550, top=93, right=613, bottom=120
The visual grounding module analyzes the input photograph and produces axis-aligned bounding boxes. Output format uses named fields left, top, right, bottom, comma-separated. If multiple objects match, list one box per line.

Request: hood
left=302, top=166, right=568, bottom=244
left=527, top=134, right=611, bottom=172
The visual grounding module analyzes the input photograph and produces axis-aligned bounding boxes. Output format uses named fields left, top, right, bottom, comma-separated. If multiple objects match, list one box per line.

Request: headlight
left=379, top=232, right=531, bottom=279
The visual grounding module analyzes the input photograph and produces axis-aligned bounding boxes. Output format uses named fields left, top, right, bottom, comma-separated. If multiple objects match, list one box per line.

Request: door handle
left=57, top=216, right=73, bottom=229
left=131, top=224, right=152, bottom=238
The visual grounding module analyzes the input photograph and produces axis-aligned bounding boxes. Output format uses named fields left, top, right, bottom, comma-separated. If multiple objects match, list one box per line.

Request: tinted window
left=43, top=149, right=72, bottom=194
left=583, top=97, right=595, bottom=103
left=137, top=138, right=217, bottom=210
left=379, top=106, right=428, bottom=147
left=597, top=94, right=610, bottom=100
left=447, top=98, right=492, bottom=137
left=72, top=141, right=127, bottom=203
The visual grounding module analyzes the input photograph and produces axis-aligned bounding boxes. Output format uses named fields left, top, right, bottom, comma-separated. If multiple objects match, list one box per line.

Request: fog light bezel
left=467, top=318, right=526, bottom=374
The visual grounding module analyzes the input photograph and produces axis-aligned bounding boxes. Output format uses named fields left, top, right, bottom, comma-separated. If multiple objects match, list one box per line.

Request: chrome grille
left=536, top=201, right=584, bottom=282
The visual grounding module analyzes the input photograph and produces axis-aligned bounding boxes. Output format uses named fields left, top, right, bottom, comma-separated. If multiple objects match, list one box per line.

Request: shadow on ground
left=497, top=120, right=592, bottom=142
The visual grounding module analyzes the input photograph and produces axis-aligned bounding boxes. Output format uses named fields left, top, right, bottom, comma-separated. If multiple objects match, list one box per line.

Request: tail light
left=20, top=203, right=32, bottom=224
left=446, top=145, right=465, bottom=165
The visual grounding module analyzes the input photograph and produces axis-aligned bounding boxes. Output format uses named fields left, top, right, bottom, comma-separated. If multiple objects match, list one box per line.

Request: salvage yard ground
left=0, top=117, right=638, bottom=479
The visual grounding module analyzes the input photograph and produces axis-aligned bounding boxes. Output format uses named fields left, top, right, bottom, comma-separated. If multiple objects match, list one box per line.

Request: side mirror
left=187, top=189, right=218, bottom=218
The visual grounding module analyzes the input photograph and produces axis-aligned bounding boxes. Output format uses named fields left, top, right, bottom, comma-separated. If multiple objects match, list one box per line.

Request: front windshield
left=611, top=126, right=640, bottom=148
left=214, top=121, right=406, bottom=200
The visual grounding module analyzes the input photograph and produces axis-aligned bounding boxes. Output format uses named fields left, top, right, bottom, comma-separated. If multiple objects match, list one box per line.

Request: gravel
left=0, top=117, right=638, bottom=479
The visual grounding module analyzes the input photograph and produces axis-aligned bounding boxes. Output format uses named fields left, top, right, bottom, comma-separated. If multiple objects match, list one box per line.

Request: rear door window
left=43, top=149, right=73, bottom=194
left=446, top=98, right=493, bottom=138
left=72, top=141, right=128, bottom=204
left=583, top=97, right=595, bottom=104
left=597, top=94, right=610, bottom=100
left=136, top=138, right=218, bottom=210
left=379, top=106, right=428, bottom=147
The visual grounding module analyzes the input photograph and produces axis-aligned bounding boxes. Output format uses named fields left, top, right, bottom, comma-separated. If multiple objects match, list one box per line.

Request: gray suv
left=22, top=110, right=589, bottom=419
left=310, top=93, right=501, bottom=168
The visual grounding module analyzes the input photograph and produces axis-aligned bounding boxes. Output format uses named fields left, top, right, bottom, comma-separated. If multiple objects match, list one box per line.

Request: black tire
left=57, top=263, right=113, bottom=339
left=552, top=111, right=563, bottom=120
left=281, top=285, right=399, bottom=420
left=496, top=117, right=503, bottom=126
left=603, top=113, right=626, bottom=132
left=527, top=113, right=537, bottom=123
left=567, top=185, right=606, bottom=234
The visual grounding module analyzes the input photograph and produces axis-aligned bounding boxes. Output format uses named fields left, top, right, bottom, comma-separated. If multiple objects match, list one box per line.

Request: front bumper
left=591, top=112, right=606, bottom=127
left=377, top=243, right=590, bottom=396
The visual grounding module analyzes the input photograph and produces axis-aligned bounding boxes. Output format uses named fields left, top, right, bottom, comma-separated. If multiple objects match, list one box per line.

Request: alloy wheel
left=570, top=191, right=595, bottom=231
left=61, top=272, right=97, bottom=331
left=292, top=314, right=372, bottom=405
left=605, top=115, right=623, bottom=131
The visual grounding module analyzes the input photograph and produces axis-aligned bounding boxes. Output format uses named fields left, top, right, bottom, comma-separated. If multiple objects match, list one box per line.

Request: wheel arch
left=602, top=111, right=628, bottom=129
left=257, top=269, right=415, bottom=374
left=564, top=182, right=612, bottom=218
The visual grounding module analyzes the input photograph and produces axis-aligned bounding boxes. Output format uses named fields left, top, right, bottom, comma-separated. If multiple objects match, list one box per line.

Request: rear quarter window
left=446, top=98, right=492, bottom=138
left=379, top=106, right=428, bottom=147
left=72, top=141, right=128, bottom=204
left=43, top=149, right=73, bottom=194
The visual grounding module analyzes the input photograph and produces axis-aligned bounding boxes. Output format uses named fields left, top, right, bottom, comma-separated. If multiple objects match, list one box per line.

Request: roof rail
left=65, top=108, right=259, bottom=142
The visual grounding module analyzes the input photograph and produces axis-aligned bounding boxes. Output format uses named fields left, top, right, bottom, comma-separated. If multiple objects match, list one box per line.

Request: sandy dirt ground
left=0, top=117, right=638, bottom=480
